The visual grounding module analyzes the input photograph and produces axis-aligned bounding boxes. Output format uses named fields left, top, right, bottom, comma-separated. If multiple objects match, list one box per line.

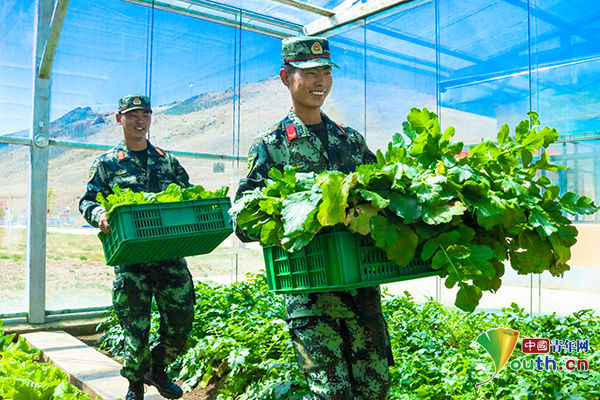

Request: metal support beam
left=183, top=0, right=302, bottom=31
left=0, top=136, right=32, bottom=146
left=43, top=138, right=248, bottom=161
left=304, top=0, right=429, bottom=37
left=122, top=0, right=298, bottom=38
left=28, top=0, right=54, bottom=325
left=439, top=53, right=600, bottom=91
left=0, top=135, right=248, bottom=161
left=38, top=0, right=69, bottom=79
left=365, top=24, right=482, bottom=65
left=269, top=0, right=334, bottom=17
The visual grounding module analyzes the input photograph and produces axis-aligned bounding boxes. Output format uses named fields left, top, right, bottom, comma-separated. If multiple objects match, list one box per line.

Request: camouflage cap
left=282, top=36, right=339, bottom=69
left=118, top=94, right=152, bottom=114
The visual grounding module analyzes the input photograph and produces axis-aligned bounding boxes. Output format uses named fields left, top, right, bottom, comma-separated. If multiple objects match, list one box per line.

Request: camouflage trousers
left=112, top=259, right=195, bottom=382
left=288, top=313, right=391, bottom=399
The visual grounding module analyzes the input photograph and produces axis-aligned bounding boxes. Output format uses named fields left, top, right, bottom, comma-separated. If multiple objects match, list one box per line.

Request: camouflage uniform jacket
left=237, top=109, right=375, bottom=197
left=237, top=109, right=381, bottom=320
left=79, top=140, right=191, bottom=228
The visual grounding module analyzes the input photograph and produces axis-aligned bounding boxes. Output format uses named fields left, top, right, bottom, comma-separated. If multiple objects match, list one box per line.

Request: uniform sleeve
left=235, top=138, right=274, bottom=200
left=234, top=138, right=275, bottom=242
left=348, top=127, right=376, bottom=165
left=170, top=155, right=193, bottom=188
left=78, top=158, right=110, bottom=228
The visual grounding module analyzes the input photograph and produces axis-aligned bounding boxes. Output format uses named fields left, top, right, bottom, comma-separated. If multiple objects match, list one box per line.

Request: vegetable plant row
left=232, top=109, right=598, bottom=312
left=0, top=321, right=99, bottom=400
left=98, top=275, right=600, bottom=399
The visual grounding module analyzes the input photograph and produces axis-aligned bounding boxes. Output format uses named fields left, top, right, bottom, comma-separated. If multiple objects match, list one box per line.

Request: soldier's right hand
left=99, top=212, right=111, bottom=234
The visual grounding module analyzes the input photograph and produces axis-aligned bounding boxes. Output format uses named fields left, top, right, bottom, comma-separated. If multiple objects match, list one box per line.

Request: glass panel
left=531, top=0, right=600, bottom=314
left=205, top=0, right=336, bottom=25
left=327, top=28, right=366, bottom=135
left=364, top=2, right=437, bottom=151
left=533, top=0, right=600, bottom=135
left=0, top=0, right=35, bottom=136
left=50, top=0, right=149, bottom=142
left=149, top=8, right=236, bottom=154
left=439, top=0, right=532, bottom=143
left=533, top=0, right=600, bottom=220
left=0, top=145, right=30, bottom=314
left=46, top=148, right=111, bottom=311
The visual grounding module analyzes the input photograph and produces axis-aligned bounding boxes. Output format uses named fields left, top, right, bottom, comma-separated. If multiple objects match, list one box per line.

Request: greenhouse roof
left=121, top=0, right=420, bottom=37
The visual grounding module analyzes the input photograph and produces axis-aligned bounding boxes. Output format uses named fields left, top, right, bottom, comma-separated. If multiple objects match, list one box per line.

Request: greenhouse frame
left=1, top=0, right=600, bottom=398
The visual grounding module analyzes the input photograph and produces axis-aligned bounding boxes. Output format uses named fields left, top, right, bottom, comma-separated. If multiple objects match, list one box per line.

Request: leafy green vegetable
left=232, top=109, right=599, bottom=312
left=97, top=183, right=229, bottom=218
left=0, top=321, right=100, bottom=400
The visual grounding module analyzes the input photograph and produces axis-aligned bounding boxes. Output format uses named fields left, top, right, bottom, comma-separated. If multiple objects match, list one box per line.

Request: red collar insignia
left=286, top=125, right=298, bottom=141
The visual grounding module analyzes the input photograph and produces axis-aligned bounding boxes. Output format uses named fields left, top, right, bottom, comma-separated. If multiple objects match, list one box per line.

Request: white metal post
left=28, top=0, right=69, bottom=324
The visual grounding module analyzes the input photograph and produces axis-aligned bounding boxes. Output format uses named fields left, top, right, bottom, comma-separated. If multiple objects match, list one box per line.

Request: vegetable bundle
left=97, top=183, right=230, bottom=218
left=232, top=108, right=598, bottom=312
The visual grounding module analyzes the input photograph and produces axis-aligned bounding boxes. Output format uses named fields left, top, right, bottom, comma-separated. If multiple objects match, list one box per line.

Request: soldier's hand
left=99, top=212, right=111, bottom=234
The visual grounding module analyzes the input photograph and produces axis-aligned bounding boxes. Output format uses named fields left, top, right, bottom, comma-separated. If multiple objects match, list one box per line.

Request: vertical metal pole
left=363, top=20, right=367, bottom=137
left=434, top=0, right=441, bottom=303
left=28, top=0, right=54, bottom=324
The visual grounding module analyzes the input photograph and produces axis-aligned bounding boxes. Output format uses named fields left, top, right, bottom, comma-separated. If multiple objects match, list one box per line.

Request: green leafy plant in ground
left=98, top=276, right=600, bottom=400
left=99, top=276, right=310, bottom=400
left=231, top=109, right=599, bottom=312
left=0, top=321, right=100, bottom=400
left=97, top=183, right=230, bottom=218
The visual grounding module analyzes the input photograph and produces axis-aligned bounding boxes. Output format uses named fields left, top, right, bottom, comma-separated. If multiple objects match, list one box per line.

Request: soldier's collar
left=116, top=140, right=163, bottom=161
left=145, top=141, right=164, bottom=158
left=286, top=109, right=312, bottom=139
left=286, top=109, right=346, bottom=138
left=115, top=141, right=131, bottom=161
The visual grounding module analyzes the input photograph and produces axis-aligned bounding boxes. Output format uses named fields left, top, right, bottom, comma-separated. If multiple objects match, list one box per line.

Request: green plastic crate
left=100, top=197, right=232, bottom=266
left=263, top=228, right=437, bottom=294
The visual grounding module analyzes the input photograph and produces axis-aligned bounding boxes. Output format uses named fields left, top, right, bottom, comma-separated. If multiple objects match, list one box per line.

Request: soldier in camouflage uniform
left=79, top=95, right=195, bottom=400
left=235, top=37, right=393, bottom=399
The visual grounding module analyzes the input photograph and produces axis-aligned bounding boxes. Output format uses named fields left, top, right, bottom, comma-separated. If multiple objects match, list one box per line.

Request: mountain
left=49, top=106, right=109, bottom=141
